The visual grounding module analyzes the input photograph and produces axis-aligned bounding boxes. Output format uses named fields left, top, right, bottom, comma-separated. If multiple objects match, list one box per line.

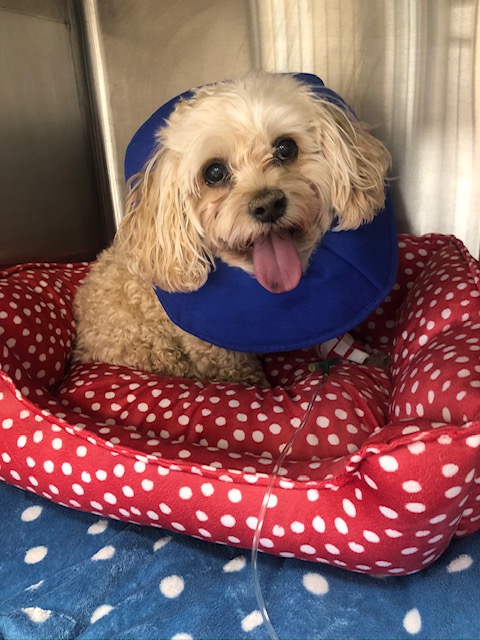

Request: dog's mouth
left=222, top=227, right=305, bottom=294
left=251, top=228, right=303, bottom=293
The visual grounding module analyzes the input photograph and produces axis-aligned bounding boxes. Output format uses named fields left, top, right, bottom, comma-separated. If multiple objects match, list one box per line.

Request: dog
left=74, top=72, right=391, bottom=386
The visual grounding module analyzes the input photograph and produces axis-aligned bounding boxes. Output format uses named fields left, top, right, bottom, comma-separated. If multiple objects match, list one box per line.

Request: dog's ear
left=312, top=101, right=391, bottom=229
left=116, top=148, right=213, bottom=292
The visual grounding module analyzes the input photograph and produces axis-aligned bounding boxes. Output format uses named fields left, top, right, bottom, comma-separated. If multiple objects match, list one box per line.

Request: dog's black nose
left=249, top=189, right=287, bottom=223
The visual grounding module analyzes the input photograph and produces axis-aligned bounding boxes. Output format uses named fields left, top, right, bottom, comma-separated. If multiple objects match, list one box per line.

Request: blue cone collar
left=125, top=74, right=398, bottom=353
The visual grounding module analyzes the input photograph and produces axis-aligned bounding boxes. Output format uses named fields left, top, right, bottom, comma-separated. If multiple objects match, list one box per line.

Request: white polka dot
left=61, top=462, right=72, bottom=475
left=403, top=608, right=422, bottom=635
left=307, top=489, right=319, bottom=502
left=21, top=506, right=42, bottom=522
left=442, top=463, right=460, bottom=478
left=363, top=474, right=379, bottom=490
left=405, top=502, right=426, bottom=513
left=252, top=430, right=264, bottom=442
left=220, top=515, right=236, bottom=528
left=266, top=494, right=278, bottom=509
left=43, top=460, right=54, bottom=473
left=300, top=544, right=316, bottom=555
left=90, top=604, right=114, bottom=624
left=153, top=537, right=172, bottom=552
left=312, top=516, right=325, bottom=533
left=22, top=607, right=51, bottom=623
left=228, top=489, right=242, bottom=503
left=430, top=513, right=447, bottom=524
left=201, top=483, right=214, bottom=497
left=246, top=516, right=258, bottom=530
left=291, top=521, right=305, bottom=534
left=160, top=575, right=184, bottom=599
left=466, top=435, right=480, bottom=448
left=445, top=486, right=462, bottom=499
left=363, top=530, right=380, bottom=543
left=442, top=407, right=451, bottom=422
left=134, top=461, right=146, bottom=473
left=241, top=610, right=263, bottom=632
left=379, top=456, right=399, bottom=472
left=379, top=506, right=398, bottom=519
left=91, top=545, right=115, bottom=561
left=171, top=634, right=193, bottom=640
left=260, top=538, right=274, bottom=548
left=302, top=572, right=329, bottom=595
left=447, top=554, right=473, bottom=573
left=179, top=486, right=193, bottom=500
left=223, top=556, right=247, bottom=573
left=343, top=499, right=356, bottom=517
left=408, top=441, right=426, bottom=455
left=325, top=543, right=340, bottom=555
left=465, top=468, right=475, bottom=483
left=52, top=438, right=63, bottom=450
left=401, top=547, right=419, bottom=555
left=142, top=479, right=154, bottom=491
left=113, top=464, right=125, bottom=478
left=402, top=480, right=422, bottom=493
left=24, top=546, right=48, bottom=564
left=306, top=434, right=319, bottom=446
left=335, top=517, right=349, bottom=535
left=122, top=485, right=134, bottom=498
left=348, top=542, right=365, bottom=553
left=88, top=520, right=108, bottom=535
left=104, top=492, right=117, bottom=505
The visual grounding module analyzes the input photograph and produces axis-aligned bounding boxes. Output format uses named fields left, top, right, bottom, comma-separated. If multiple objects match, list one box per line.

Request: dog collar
left=125, top=74, right=398, bottom=353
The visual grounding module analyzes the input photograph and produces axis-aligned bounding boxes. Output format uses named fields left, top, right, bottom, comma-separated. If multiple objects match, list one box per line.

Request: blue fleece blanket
left=0, top=481, right=478, bottom=640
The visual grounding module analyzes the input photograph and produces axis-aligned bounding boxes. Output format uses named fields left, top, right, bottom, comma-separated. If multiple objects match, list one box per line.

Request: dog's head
left=117, top=72, right=391, bottom=293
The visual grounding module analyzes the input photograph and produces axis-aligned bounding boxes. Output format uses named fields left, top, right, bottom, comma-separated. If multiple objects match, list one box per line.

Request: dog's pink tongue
left=252, top=230, right=302, bottom=293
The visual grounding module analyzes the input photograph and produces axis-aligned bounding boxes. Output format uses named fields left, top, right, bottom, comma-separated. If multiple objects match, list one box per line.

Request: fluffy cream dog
left=74, top=72, right=390, bottom=385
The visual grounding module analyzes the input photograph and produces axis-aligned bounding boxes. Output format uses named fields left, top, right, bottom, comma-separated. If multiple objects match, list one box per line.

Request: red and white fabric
left=0, top=233, right=479, bottom=576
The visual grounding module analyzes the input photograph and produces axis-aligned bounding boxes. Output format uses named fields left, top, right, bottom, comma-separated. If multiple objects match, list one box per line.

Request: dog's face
left=118, top=73, right=391, bottom=293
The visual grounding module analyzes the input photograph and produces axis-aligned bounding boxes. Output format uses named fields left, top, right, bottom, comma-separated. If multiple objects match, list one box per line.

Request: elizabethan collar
left=124, top=74, right=397, bottom=353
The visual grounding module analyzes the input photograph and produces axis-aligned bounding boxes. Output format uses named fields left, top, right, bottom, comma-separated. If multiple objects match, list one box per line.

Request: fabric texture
left=0, top=233, right=479, bottom=577
left=126, top=73, right=398, bottom=352
left=0, top=480, right=479, bottom=639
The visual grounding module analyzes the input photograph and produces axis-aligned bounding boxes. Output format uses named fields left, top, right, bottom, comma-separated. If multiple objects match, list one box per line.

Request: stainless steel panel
left=0, top=1, right=107, bottom=266
left=0, top=0, right=67, bottom=21
left=86, top=0, right=479, bottom=257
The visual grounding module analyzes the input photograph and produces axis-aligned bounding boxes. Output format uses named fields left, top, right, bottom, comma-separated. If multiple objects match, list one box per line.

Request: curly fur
left=74, top=72, right=391, bottom=385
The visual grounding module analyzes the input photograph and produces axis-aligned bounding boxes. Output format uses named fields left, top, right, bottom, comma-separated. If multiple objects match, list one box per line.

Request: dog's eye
left=204, top=161, right=229, bottom=186
left=273, top=138, right=298, bottom=162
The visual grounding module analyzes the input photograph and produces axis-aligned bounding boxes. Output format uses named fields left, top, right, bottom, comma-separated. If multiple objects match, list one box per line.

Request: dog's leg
left=177, top=331, right=269, bottom=387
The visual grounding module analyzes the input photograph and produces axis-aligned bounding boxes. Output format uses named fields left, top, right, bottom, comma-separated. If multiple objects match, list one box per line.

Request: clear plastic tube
left=251, top=378, right=322, bottom=640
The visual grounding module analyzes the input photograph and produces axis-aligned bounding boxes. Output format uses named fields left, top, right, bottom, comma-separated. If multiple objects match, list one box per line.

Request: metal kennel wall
left=1, top=0, right=479, bottom=264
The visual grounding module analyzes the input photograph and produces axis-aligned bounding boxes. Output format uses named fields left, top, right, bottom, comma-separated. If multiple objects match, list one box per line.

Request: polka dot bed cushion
left=0, top=233, right=479, bottom=577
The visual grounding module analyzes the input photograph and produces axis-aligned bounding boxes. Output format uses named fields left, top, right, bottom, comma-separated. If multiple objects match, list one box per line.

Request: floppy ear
left=313, top=101, right=391, bottom=229
left=115, top=147, right=213, bottom=292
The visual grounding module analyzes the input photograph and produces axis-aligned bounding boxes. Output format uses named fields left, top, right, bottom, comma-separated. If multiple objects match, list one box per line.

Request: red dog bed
left=1, top=233, right=479, bottom=575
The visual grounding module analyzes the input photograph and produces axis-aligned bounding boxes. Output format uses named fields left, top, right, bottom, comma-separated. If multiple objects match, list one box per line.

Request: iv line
left=251, top=373, right=324, bottom=640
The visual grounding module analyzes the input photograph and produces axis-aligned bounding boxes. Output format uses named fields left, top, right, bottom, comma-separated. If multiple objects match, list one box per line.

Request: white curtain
left=249, top=0, right=480, bottom=257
